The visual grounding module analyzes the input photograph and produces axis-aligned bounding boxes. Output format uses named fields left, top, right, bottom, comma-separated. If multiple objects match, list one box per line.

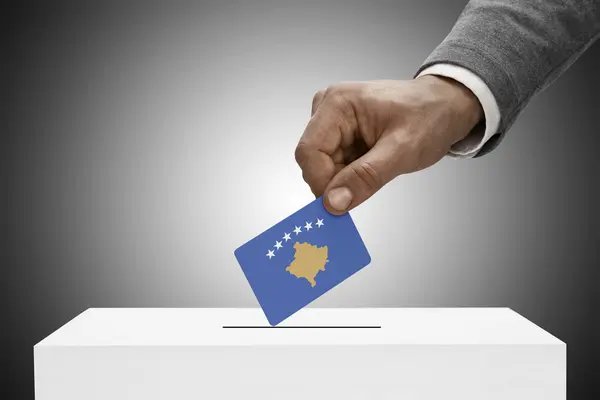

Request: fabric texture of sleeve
left=415, top=0, right=600, bottom=157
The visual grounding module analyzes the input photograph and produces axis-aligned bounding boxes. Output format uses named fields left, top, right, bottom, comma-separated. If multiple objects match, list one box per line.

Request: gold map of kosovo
left=285, top=242, right=329, bottom=287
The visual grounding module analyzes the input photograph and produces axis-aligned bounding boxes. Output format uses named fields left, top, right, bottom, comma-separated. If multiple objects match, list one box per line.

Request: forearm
left=417, top=0, right=600, bottom=155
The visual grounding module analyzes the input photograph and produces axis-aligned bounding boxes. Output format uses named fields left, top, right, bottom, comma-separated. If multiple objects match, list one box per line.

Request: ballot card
left=234, top=197, right=371, bottom=326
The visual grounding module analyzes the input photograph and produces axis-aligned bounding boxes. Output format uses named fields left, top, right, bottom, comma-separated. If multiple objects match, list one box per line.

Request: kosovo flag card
left=234, top=197, right=371, bottom=326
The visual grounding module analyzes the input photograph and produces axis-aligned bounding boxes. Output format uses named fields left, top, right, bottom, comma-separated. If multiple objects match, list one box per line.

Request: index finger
left=295, top=98, right=352, bottom=196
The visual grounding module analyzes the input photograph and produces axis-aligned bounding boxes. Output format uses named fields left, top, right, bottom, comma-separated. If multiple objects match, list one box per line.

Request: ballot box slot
left=221, top=325, right=382, bottom=329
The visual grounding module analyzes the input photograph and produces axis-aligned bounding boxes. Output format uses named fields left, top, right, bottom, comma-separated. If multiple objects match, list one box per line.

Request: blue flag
left=234, top=197, right=371, bottom=326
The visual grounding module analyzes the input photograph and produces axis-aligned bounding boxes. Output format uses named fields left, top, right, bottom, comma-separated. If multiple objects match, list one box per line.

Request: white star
left=266, top=249, right=275, bottom=259
left=274, top=241, right=283, bottom=250
left=282, top=232, right=291, bottom=242
left=304, top=221, right=313, bottom=231
left=316, top=218, right=324, bottom=227
left=293, top=226, right=302, bottom=235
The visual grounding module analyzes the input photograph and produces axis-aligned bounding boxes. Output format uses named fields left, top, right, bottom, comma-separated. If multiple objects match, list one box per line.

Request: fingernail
left=327, top=187, right=352, bottom=211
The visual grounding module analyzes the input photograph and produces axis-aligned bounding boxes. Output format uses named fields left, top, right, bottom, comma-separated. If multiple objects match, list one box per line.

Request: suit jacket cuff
left=417, top=64, right=501, bottom=159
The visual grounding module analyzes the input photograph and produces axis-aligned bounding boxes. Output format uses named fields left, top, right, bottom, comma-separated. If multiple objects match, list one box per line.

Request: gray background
left=4, top=0, right=598, bottom=398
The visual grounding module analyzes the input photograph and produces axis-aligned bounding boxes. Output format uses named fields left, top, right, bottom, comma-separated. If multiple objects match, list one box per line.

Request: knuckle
left=322, top=84, right=357, bottom=118
left=323, top=84, right=340, bottom=98
left=311, top=89, right=326, bottom=114
left=328, top=91, right=346, bottom=108
left=312, top=89, right=325, bottom=104
left=294, top=140, right=310, bottom=165
left=328, top=92, right=354, bottom=120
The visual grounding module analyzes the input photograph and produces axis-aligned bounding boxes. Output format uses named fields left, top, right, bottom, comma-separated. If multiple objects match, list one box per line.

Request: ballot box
left=34, top=308, right=565, bottom=399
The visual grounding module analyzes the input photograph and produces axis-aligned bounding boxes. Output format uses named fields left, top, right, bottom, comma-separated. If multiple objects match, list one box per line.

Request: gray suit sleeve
left=416, top=0, right=600, bottom=157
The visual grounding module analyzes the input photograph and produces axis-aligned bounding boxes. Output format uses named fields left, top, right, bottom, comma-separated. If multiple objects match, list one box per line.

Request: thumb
left=323, top=135, right=403, bottom=214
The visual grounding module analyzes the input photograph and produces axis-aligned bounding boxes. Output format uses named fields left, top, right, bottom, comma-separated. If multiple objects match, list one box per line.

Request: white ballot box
left=34, top=308, right=565, bottom=399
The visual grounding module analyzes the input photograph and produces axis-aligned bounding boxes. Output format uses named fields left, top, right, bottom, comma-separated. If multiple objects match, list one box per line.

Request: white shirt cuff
left=417, top=64, right=501, bottom=159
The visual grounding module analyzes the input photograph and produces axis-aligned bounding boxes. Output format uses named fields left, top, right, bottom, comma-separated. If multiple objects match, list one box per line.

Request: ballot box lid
left=35, top=308, right=563, bottom=347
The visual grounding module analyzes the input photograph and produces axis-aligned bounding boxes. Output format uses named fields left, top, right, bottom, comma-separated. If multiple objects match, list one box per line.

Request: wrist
left=417, top=75, right=484, bottom=142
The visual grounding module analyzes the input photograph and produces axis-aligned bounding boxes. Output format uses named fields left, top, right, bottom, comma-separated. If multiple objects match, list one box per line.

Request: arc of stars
left=266, top=217, right=325, bottom=259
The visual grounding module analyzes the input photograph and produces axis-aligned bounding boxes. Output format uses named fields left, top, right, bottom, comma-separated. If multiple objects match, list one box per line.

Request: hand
left=294, top=76, right=483, bottom=214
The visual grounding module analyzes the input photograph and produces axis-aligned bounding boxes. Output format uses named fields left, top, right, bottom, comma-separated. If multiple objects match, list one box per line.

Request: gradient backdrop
left=4, top=0, right=599, bottom=398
